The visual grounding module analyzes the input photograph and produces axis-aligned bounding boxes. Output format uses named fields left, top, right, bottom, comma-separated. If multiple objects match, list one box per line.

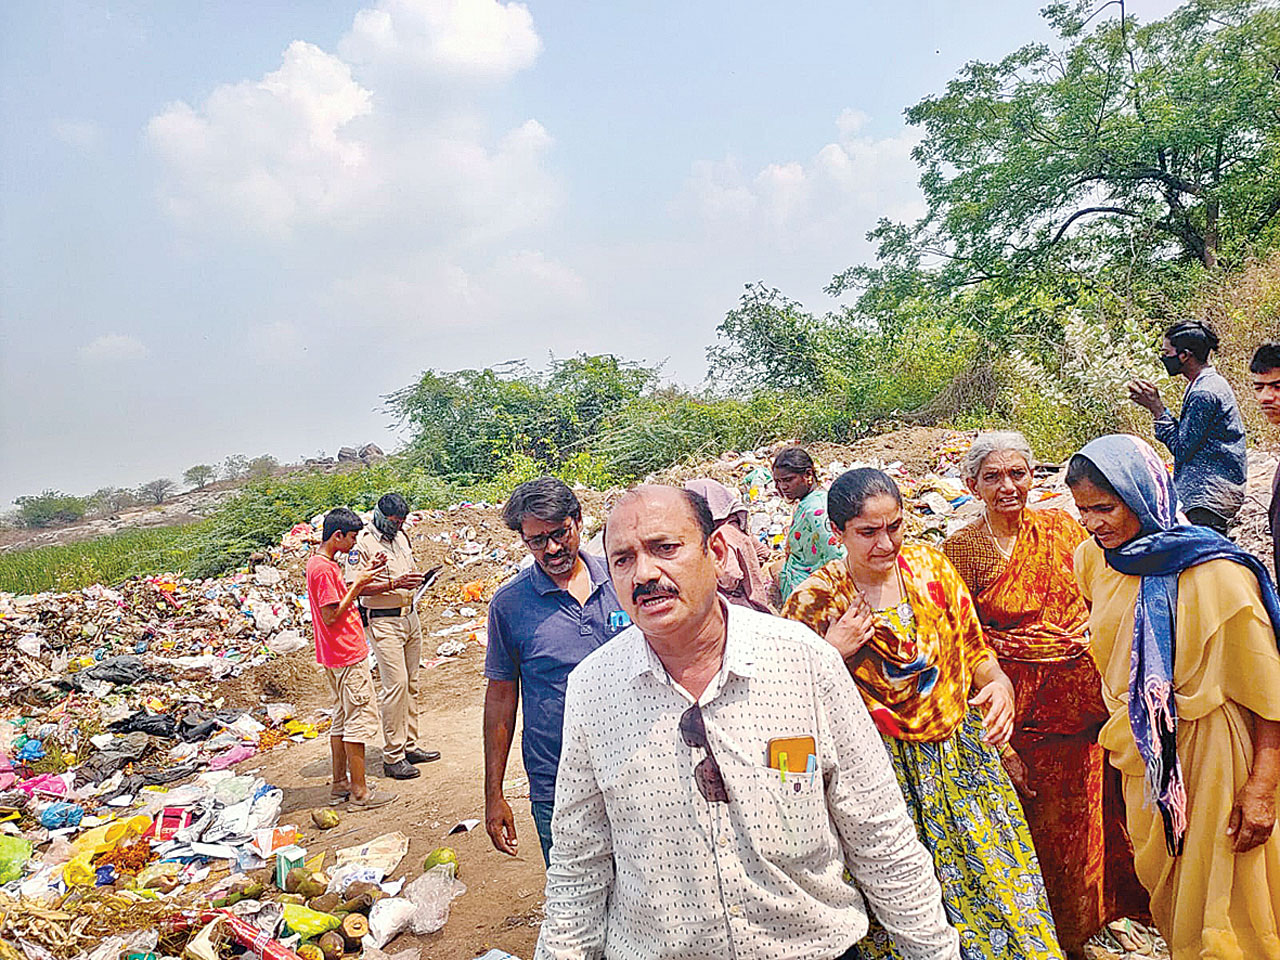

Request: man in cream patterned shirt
left=535, top=485, right=959, bottom=960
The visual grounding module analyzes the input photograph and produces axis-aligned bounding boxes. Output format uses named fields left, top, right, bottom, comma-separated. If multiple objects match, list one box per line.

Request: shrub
left=13, top=491, right=87, bottom=529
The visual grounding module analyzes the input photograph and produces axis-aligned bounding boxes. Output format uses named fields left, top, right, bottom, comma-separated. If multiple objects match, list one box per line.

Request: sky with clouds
left=0, top=0, right=1181, bottom=505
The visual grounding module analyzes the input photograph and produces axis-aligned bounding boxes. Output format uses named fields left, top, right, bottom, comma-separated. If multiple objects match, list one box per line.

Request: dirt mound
left=213, top=648, right=330, bottom=707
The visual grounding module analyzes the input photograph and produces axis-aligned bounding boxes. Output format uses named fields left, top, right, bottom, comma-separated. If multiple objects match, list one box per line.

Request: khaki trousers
left=365, top=610, right=422, bottom=764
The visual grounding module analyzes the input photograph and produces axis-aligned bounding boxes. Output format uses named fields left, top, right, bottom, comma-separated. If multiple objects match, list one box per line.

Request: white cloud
left=78, top=334, right=148, bottom=363
left=677, top=110, right=925, bottom=268
left=329, top=248, right=588, bottom=339
left=50, top=119, right=101, bottom=151
left=148, top=41, right=373, bottom=235
left=341, top=0, right=541, bottom=80
left=146, top=0, right=554, bottom=247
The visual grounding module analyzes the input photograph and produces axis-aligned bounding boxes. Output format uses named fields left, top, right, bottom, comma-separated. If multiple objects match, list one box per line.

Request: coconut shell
left=317, top=931, right=345, bottom=960
left=284, top=866, right=309, bottom=894
left=340, top=912, right=369, bottom=949
left=297, top=871, right=329, bottom=900
left=307, top=892, right=342, bottom=914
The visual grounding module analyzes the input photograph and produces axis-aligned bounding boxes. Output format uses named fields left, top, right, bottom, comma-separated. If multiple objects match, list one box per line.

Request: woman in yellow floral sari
left=943, top=433, right=1148, bottom=959
left=784, top=467, right=1062, bottom=960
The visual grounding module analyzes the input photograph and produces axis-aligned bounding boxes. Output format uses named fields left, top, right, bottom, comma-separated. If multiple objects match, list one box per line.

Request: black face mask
left=1160, top=354, right=1184, bottom=376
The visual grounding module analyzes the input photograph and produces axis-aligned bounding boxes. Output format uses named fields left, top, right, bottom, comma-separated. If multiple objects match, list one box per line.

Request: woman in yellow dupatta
left=943, top=432, right=1148, bottom=960
left=784, top=467, right=1063, bottom=960
left=1068, top=435, right=1280, bottom=960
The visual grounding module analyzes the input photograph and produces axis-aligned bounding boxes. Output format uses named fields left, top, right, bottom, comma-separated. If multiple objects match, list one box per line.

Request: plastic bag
left=39, top=801, right=83, bottom=829
left=249, top=788, right=283, bottom=830
left=0, top=834, right=32, bottom=883
left=281, top=903, right=340, bottom=938
left=364, top=898, right=417, bottom=949
left=324, top=862, right=383, bottom=896
left=403, top=865, right=467, bottom=935
left=266, top=630, right=306, bottom=655
left=337, top=831, right=409, bottom=876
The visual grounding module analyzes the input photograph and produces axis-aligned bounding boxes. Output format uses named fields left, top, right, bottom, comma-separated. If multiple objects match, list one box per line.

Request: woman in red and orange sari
left=942, top=432, right=1148, bottom=959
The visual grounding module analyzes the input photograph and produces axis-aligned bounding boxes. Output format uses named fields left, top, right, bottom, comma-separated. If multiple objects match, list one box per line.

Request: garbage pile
left=0, top=498, right=532, bottom=959
left=0, top=777, right=466, bottom=959
left=651, top=430, right=1078, bottom=559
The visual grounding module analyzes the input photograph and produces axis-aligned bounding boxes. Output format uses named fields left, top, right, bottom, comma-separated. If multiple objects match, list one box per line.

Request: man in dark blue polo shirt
left=484, top=477, right=627, bottom=866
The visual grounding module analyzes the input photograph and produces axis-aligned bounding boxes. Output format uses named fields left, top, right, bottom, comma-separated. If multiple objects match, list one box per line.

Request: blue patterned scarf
left=1077, top=435, right=1280, bottom=856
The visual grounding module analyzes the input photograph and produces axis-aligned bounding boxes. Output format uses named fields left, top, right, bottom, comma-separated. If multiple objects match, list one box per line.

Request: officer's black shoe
left=383, top=759, right=422, bottom=780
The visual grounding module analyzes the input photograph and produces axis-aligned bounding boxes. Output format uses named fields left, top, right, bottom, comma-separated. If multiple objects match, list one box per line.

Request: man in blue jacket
left=1127, top=319, right=1246, bottom=534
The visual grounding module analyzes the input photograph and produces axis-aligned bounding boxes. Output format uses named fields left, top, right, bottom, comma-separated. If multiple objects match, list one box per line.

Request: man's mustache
left=633, top=580, right=679, bottom=603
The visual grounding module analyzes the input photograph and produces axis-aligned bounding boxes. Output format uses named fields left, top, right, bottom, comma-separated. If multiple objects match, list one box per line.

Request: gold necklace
left=983, top=513, right=1017, bottom=560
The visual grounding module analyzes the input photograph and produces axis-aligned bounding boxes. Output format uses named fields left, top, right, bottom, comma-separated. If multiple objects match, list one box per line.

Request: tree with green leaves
left=183, top=464, right=217, bottom=489
left=247, top=455, right=278, bottom=480
left=706, top=283, right=847, bottom=395
left=830, top=0, right=1280, bottom=349
left=386, top=354, right=657, bottom=479
left=87, top=486, right=138, bottom=516
left=137, top=478, right=176, bottom=504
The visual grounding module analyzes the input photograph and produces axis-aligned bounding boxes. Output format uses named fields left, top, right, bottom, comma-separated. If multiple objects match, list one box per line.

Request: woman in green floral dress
left=773, top=446, right=846, bottom=602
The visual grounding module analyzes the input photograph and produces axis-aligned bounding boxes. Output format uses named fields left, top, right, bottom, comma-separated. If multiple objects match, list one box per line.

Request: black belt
left=366, top=607, right=407, bottom=619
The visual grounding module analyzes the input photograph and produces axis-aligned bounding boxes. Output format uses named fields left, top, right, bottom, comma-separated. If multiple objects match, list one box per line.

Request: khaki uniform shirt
left=343, top=523, right=416, bottom=609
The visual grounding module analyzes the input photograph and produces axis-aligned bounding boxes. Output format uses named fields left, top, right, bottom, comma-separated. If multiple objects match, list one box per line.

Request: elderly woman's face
left=967, top=449, right=1033, bottom=518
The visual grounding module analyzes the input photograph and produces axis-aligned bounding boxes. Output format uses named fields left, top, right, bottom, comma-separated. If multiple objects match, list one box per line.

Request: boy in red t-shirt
left=307, top=507, right=394, bottom=809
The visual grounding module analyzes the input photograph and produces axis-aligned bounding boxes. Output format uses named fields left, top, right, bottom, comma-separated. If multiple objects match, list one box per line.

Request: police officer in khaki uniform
left=344, top=493, right=440, bottom=779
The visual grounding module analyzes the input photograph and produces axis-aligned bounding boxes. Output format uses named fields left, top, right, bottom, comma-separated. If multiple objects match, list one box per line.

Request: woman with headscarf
left=942, top=432, right=1148, bottom=959
left=784, top=467, right=1063, bottom=960
left=773, top=446, right=845, bottom=602
left=683, top=477, right=774, bottom=613
left=1067, top=434, right=1280, bottom=959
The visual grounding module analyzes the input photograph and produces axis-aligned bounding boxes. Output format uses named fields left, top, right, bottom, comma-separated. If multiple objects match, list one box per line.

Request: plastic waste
left=38, top=801, right=83, bottom=829
left=281, top=903, right=340, bottom=938
left=324, top=862, right=383, bottom=896
left=210, top=745, right=257, bottom=771
left=403, top=865, right=467, bottom=934
left=364, top=898, right=417, bottom=949
left=266, top=630, right=306, bottom=655
left=336, top=831, right=409, bottom=876
left=0, top=834, right=32, bottom=883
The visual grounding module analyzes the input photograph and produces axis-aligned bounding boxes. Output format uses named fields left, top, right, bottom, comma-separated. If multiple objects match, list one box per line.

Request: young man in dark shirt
left=1250, top=343, right=1280, bottom=578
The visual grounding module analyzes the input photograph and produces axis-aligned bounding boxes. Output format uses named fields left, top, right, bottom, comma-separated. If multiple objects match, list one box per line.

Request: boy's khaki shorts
left=325, top=659, right=380, bottom=744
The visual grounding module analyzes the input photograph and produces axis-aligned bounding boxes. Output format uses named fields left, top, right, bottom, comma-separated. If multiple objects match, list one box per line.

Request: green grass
left=0, top=523, right=211, bottom=594
left=0, top=461, right=524, bottom=594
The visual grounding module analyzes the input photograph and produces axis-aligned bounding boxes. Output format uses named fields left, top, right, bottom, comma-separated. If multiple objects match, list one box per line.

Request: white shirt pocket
left=747, top=765, right=832, bottom=864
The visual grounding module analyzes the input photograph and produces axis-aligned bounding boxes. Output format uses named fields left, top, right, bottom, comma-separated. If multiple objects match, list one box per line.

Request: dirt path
left=243, top=643, right=545, bottom=959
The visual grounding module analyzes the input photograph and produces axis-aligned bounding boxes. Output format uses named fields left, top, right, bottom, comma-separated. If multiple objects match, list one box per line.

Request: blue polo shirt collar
left=530, top=553, right=610, bottom=596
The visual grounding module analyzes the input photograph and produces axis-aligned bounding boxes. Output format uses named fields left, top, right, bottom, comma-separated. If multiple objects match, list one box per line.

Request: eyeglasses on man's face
left=522, top=524, right=575, bottom=551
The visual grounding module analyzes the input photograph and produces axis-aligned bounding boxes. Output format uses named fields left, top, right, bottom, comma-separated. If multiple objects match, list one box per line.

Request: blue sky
left=0, top=0, right=1180, bottom=505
